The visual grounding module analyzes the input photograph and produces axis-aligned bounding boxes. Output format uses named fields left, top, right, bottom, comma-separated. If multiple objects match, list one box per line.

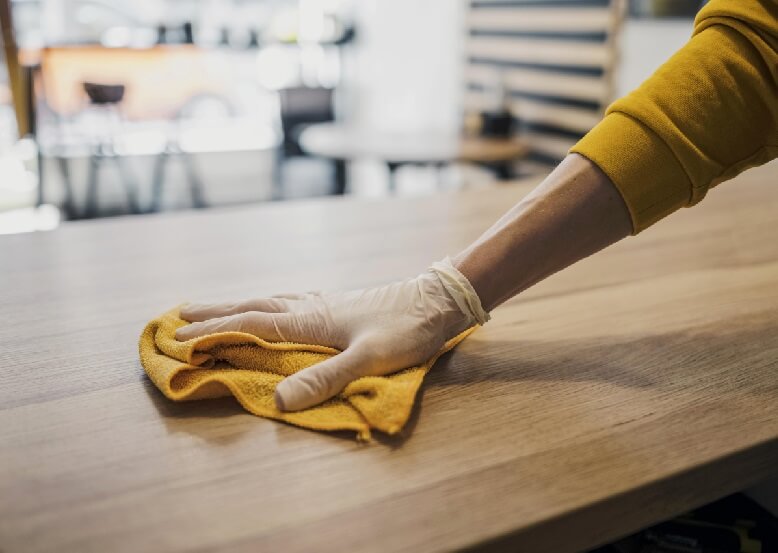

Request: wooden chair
left=463, top=0, right=626, bottom=174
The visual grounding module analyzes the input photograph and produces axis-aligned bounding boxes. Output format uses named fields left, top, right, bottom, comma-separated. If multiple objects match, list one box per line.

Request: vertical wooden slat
left=464, top=0, right=625, bottom=166
left=0, top=0, right=29, bottom=137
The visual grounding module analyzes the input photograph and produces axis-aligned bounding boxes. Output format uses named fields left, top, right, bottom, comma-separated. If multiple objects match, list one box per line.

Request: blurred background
left=0, top=0, right=705, bottom=234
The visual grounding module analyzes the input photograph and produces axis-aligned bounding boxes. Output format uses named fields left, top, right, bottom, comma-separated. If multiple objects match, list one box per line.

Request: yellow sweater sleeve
left=570, top=0, right=778, bottom=233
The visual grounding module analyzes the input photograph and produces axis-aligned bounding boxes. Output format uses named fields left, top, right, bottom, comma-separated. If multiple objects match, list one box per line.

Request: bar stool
left=81, top=82, right=141, bottom=218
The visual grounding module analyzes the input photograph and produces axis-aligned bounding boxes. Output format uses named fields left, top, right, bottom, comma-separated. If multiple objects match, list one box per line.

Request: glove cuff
left=429, top=257, right=491, bottom=326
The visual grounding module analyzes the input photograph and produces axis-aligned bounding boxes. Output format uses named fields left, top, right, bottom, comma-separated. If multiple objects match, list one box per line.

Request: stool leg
left=149, top=151, right=168, bottom=213
left=56, top=156, right=78, bottom=219
left=272, top=149, right=285, bottom=201
left=113, top=156, right=141, bottom=214
left=182, top=153, right=206, bottom=208
left=84, top=155, right=100, bottom=218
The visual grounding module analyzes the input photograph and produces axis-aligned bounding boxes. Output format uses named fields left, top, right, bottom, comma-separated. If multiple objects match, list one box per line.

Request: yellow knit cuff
left=570, top=112, right=693, bottom=234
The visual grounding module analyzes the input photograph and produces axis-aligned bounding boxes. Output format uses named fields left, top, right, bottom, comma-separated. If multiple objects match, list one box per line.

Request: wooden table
left=298, top=122, right=528, bottom=193
left=2, top=163, right=778, bottom=553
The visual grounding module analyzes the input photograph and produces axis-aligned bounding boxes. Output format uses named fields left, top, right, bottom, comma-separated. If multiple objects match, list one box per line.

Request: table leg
left=333, top=159, right=347, bottom=195
left=435, top=162, right=446, bottom=190
left=386, top=161, right=401, bottom=194
left=55, top=156, right=77, bottom=219
left=494, top=160, right=515, bottom=180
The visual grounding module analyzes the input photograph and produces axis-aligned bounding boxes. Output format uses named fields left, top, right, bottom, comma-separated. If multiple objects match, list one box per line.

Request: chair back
left=279, top=87, right=335, bottom=158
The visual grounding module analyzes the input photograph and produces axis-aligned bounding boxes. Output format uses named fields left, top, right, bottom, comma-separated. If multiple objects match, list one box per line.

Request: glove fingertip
left=175, top=326, right=192, bottom=341
left=179, top=302, right=197, bottom=318
left=274, top=387, right=287, bottom=412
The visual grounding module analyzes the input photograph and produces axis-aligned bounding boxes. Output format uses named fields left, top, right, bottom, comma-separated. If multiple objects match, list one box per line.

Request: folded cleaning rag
left=139, top=307, right=475, bottom=440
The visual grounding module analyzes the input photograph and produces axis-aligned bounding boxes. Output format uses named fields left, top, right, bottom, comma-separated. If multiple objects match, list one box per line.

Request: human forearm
left=453, top=153, right=632, bottom=311
left=572, top=0, right=778, bottom=232
left=456, top=0, right=778, bottom=311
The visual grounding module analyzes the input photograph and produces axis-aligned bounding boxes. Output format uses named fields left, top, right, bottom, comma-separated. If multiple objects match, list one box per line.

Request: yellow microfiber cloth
left=139, top=307, right=476, bottom=440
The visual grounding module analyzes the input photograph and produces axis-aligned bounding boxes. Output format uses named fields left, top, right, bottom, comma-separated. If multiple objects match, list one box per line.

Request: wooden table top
left=298, top=122, right=528, bottom=164
left=2, top=163, right=778, bottom=553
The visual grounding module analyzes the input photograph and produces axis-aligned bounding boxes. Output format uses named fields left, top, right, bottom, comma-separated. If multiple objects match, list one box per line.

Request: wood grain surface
left=1, top=162, right=777, bottom=553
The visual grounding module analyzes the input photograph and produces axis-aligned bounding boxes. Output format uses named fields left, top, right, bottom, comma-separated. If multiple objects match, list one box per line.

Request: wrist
left=451, top=249, right=496, bottom=312
left=428, top=257, right=490, bottom=331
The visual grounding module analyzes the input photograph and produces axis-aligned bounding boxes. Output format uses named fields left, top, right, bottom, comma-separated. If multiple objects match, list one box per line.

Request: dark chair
left=276, top=87, right=345, bottom=197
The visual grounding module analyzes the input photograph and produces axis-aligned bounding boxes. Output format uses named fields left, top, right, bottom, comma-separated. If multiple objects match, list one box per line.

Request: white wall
left=348, top=8, right=695, bottom=132
left=617, top=18, right=694, bottom=96
left=347, top=0, right=465, bottom=133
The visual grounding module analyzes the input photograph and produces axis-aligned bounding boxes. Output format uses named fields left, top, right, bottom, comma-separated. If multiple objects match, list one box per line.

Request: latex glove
left=175, top=258, right=490, bottom=411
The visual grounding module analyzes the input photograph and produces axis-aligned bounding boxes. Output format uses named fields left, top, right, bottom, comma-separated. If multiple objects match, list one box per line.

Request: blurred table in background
left=299, top=122, right=528, bottom=193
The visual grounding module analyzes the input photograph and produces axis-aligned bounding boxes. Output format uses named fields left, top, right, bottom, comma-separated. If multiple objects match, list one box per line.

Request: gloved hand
left=175, top=258, right=490, bottom=412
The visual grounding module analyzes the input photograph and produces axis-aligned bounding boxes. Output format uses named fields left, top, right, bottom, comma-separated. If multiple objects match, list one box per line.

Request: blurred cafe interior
left=0, top=0, right=706, bottom=231
left=2, top=1, right=778, bottom=552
